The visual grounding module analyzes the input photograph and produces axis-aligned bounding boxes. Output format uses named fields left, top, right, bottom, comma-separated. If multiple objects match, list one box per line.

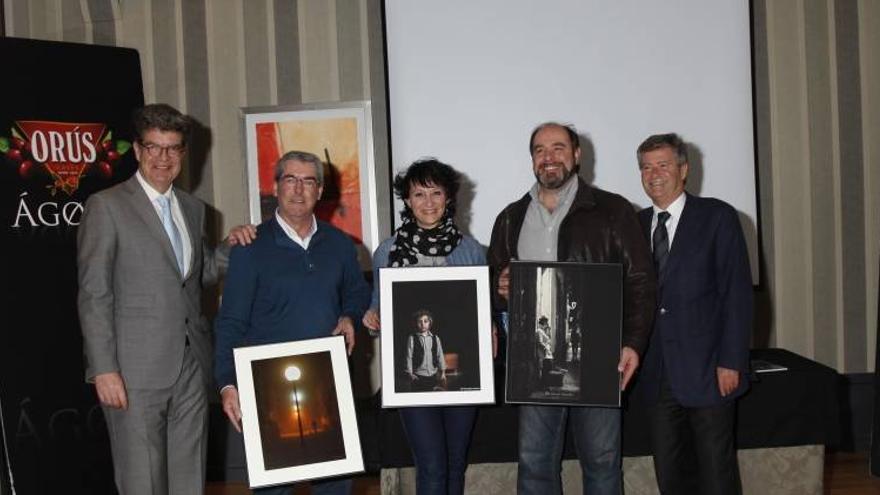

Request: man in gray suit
left=77, top=103, right=253, bottom=494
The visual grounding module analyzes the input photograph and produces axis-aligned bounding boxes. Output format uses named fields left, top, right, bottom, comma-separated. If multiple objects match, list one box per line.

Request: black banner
left=0, top=37, right=143, bottom=494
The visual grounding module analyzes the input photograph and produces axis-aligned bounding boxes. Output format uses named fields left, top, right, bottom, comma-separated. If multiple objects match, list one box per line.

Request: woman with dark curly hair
left=363, top=158, right=485, bottom=495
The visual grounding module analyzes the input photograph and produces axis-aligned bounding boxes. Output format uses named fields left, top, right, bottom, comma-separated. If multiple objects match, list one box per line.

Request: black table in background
left=369, top=348, right=840, bottom=468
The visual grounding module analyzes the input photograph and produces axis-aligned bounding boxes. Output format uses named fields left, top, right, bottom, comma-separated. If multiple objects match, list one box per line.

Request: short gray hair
left=274, top=150, right=324, bottom=184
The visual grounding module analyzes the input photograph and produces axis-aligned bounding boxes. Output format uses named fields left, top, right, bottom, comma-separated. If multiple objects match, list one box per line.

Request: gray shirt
left=517, top=176, right=579, bottom=262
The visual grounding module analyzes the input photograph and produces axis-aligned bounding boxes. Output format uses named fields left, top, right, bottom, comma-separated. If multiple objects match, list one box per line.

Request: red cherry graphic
left=18, top=160, right=33, bottom=177
left=106, top=150, right=120, bottom=162
left=6, top=148, right=23, bottom=162
left=99, top=161, right=113, bottom=178
left=12, top=137, right=28, bottom=151
left=101, top=140, right=113, bottom=152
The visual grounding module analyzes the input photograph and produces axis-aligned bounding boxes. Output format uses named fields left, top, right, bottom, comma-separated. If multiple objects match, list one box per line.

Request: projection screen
left=385, top=0, right=759, bottom=281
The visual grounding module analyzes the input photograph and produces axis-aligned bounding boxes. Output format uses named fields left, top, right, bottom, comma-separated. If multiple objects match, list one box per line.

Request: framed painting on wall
left=243, top=101, right=380, bottom=266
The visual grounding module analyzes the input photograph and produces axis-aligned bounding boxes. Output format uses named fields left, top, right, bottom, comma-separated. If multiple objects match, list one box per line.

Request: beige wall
left=752, top=0, right=879, bottom=373
left=5, top=0, right=878, bottom=373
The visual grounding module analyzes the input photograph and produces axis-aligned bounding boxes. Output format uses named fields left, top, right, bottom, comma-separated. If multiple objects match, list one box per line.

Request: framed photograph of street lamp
left=379, top=265, right=495, bottom=407
left=233, top=335, right=363, bottom=488
left=505, top=261, right=623, bottom=407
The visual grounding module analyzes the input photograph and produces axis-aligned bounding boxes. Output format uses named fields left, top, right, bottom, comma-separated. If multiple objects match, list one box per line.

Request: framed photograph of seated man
left=233, top=336, right=363, bottom=488
left=379, top=266, right=495, bottom=407
left=505, top=261, right=623, bottom=407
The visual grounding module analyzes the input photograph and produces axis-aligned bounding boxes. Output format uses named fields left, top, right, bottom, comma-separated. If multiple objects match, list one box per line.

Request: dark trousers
left=411, top=373, right=441, bottom=392
left=400, top=406, right=478, bottom=495
left=253, top=478, right=353, bottom=495
left=253, top=478, right=351, bottom=495
left=650, top=381, right=741, bottom=495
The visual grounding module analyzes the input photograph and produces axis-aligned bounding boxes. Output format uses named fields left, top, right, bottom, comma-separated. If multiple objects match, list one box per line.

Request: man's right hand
left=225, top=224, right=258, bottom=246
left=221, top=386, right=243, bottom=433
left=362, top=309, right=381, bottom=333
left=95, top=372, right=128, bottom=410
left=497, top=265, right=511, bottom=301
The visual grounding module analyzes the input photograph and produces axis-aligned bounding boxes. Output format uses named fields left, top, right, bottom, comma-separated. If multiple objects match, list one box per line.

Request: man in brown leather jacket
left=487, top=122, right=655, bottom=495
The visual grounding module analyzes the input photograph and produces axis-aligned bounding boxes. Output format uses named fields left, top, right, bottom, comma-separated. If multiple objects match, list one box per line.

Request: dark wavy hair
left=132, top=104, right=191, bottom=146
left=393, top=158, right=460, bottom=221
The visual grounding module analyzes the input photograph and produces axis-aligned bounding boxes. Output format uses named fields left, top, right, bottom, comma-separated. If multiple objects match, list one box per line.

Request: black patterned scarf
left=387, top=214, right=462, bottom=267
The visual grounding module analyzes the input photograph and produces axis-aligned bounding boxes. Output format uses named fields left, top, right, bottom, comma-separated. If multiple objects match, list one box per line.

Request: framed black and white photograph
left=379, top=266, right=494, bottom=407
left=233, top=336, right=363, bottom=488
left=505, top=261, right=623, bottom=406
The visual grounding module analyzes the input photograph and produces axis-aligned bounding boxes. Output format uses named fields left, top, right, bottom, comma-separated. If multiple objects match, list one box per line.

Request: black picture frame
left=505, top=261, right=623, bottom=406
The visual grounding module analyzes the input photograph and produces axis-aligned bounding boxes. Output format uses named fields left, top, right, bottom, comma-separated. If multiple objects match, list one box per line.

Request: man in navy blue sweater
left=214, top=150, right=370, bottom=495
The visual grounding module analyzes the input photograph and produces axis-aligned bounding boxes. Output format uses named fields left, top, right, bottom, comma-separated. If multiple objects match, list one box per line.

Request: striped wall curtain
left=752, top=0, right=879, bottom=374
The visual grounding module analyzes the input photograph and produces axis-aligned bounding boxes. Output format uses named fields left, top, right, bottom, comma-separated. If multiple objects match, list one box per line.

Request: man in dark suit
left=636, top=133, right=752, bottom=495
left=78, top=103, right=253, bottom=494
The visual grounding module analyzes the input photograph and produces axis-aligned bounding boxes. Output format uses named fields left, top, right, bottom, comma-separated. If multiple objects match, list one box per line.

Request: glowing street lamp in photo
left=284, top=365, right=305, bottom=445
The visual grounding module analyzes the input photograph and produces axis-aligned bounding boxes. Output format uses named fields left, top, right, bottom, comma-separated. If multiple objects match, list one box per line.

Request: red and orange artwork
left=255, top=118, right=363, bottom=244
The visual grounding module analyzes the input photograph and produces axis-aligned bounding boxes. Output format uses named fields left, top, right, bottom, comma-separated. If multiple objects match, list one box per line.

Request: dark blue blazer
left=637, top=194, right=753, bottom=407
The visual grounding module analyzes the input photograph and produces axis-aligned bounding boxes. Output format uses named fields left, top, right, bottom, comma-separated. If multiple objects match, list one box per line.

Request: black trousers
left=411, top=374, right=441, bottom=392
left=650, top=380, right=742, bottom=495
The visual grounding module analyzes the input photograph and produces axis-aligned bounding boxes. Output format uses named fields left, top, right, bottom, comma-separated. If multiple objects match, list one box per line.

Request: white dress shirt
left=135, top=171, right=192, bottom=276
left=275, top=210, right=317, bottom=249
left=651, top=192, right=687, bottom=250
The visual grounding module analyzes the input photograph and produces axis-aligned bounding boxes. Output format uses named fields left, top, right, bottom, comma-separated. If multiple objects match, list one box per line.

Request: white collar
left=653, top=192, right=686, bottom=220
left=135, top=170, right=174, bottom=204
left=275, top=210, right=317, bottom=245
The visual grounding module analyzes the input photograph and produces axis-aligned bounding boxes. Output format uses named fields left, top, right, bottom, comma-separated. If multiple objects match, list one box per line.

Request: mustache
left=538, top=162, right=580, bottom=175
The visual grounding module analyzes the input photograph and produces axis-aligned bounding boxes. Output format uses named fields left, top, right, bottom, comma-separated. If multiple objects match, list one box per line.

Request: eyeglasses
left=139, top=141, right=186, bottom=158
left=278, top=174, right=320, bottom=189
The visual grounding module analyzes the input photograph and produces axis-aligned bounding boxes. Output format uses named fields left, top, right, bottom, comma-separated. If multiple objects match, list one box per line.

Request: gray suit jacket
left=77, top=175, right=228, bottom=390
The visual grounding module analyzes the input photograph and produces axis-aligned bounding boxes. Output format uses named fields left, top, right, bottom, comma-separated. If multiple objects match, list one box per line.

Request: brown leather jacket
left=487, top=178, right=656, bottom=355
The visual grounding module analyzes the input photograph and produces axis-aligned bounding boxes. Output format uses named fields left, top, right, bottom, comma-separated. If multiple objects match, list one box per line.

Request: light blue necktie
left=157, top=195, right=185, bottom=275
